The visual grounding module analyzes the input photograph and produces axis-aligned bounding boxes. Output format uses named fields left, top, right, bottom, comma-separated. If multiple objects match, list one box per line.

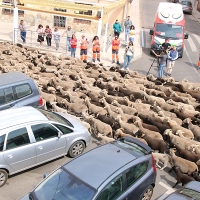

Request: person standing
left=121, top=41, right=134, bottom=70
left=162, top=38, right=171, bottom=51
left=19, top=20, right=26, bottom=44
left=62, top=26, right=74, bottom=52
left=80, top=34, right=89, bottom=62
left=92, top=36, right=100, bottom=62
left=167, top=46, right=178, bottom=76
left=152, top=50, right=168, bottom=78
left=44, top=25, right=52, bottom=48
left=113, top=20, right=122, bottom=37
left=129, top=25, right=136, bottom=44
left=36, top=24, right=45, bottom=47
left=198, top=52, right=200, bottom=70
left=52, top=27, right=61, bottom=50
left=112, top=35, right=120, bottom=64
left=70, top=34, right=77, bottom=58
left=124, top=16, right=132, bottom=42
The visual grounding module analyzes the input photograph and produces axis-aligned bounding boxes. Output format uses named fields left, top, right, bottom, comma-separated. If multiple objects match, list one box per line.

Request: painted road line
left=184, top=46, right=200, bottom=78
left=187, top=35, right=198, bottom=52
left=157, top=182, right=175, bottom=200
left=192, top=34, right=200, bottom=49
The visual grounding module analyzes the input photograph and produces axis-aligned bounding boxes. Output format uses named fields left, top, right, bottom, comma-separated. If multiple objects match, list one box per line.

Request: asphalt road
left=0, top=0, right=200, bottom=200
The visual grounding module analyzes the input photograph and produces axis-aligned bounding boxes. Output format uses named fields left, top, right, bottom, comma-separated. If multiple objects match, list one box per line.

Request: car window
left=4, top=87, right=14, bottom=103
left=126, top=162, right=148, bottom=187
left=0, top=134, right=5, bottom=151
left=53, top=124, right=73, bottom=134
left=31, top=123, right=58, bottom=142
left=6, top=128, right=30, bottom=150
left=96, top=174, right=124, bottom=200
left=0, top=90, right=6, bottom=105
left=15, top=84, right=32, bottom=99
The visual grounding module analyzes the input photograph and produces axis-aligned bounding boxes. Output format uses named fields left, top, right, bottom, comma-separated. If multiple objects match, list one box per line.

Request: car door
left=0, top=87, right=18, bottom=110
left=3, top=127, right=36, bottom=172
left=124, top=162, right=149, bottom=200
left=95, top=173, right=128, bottom=200
left=30, top=123, right=66, bottom=164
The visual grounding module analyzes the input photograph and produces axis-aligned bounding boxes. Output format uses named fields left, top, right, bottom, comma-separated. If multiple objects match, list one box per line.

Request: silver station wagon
left=0, top=106, right=91, bottom=187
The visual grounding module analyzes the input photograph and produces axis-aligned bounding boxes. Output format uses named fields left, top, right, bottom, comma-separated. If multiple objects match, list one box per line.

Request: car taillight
left=151, top=154, right=156, bottom=172
left=39, top=96, right=43, bottom=106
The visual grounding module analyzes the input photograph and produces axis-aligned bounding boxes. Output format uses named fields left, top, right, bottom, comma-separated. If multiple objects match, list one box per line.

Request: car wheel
left=68, top=141, right=85, bottom=158
left=141, top=185, right=153, bottom=200
left=0, top=169, right=8, bottom=187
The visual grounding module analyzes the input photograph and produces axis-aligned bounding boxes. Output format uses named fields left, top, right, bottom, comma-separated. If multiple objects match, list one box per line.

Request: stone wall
left=198, top=0, right=200, bottom=12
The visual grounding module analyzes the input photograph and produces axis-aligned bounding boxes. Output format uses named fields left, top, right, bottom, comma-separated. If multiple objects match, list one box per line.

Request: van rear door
left=0, top=87, right=18, bottom=110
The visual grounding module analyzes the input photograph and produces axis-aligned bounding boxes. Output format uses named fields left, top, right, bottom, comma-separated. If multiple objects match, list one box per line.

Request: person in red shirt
left=70, top=34, right=77, bottom=58
left=112, top=35, right=120, bottom=64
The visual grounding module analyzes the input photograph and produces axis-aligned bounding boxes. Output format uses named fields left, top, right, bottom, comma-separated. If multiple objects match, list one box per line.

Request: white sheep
left=97, top=133, right=115, bottom=144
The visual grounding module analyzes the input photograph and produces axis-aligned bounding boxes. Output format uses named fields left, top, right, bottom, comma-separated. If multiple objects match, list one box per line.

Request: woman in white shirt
left=129, top=25, right=136, bottom=44
left=121, top=41, right=134, bottom=70
left=36, top=24, right=45, bottom=47
left=52, top=27, right=61, bottom=50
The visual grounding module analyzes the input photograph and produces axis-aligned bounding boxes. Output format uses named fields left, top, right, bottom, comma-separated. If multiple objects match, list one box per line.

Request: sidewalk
left=0, top=0, right=142, bottom=66
left=192, top=3, right=200, bottom=23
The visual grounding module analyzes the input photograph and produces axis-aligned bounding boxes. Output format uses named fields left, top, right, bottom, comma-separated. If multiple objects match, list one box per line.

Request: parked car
left=0, top=71, right=44, bottom=110
left=180, top=1, right=193, bottom=14
left=21, top=137, right=157, bottom=200
left=0, top=106, right=90, bottom=187
left=163, top=181, right=200, bottom=199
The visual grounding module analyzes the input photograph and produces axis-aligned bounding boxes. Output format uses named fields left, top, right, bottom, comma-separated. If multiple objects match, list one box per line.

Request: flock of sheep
left=1, top=42, right=200, bottom=188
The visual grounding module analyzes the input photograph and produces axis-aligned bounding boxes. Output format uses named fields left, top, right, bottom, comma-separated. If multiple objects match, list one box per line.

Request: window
left=53, top=124, right=73, bottom=134
left=54, top=16, right=66, bottom=28
left=74, top=18, right=91, bottom=25
left=31, top=123, right=58, bottom=142
left=2, top=8, right=24, bottom=16
left=15, top=84, right=32, bottom=99
left=126, top=162, right=148, bottom=187
left=74, top=10, right=92, bottom=16
left=0, top=87, right=14, bottom=105
left=54, top=8, right=67, bottom=12
left=6, top=128, right=30, bottom=150
left=96, top=174, right=124, bottom=200
left=0, top=135, right=5, bottom=151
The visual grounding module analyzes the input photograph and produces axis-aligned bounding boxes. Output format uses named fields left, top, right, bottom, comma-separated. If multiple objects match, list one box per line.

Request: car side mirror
left=58, top=131, right=62, bottom=138
left=184, top=33, right=189, bottom=39
left=43, top=172, right=49, bottom=179
left=149, top=30, right=154, bottom=35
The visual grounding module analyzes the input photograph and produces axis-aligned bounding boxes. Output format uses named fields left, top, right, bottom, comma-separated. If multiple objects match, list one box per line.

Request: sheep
left=85, top=97, right=107, bottom=116
left=172, top=167, right=195, bottom=188
left=50, top=102, right=68, bottom=114
left=96, top=113, right=116, bottom=128
left=97, top=133, right=115, bottom=144
left=47, top=86, right=56, bottom=94
left=168, top=120, right=194, bottom=139
left=138, top=132, right=167, bottom=153
left=175, top=145, right=200, bottom=163
left=152, top=152, right=173, bottom=170
left=141, top=92, right=165, bottom=105
left=115, top=115, right=139, bottom=134
left=41, top=91, right=56, bottom=104
left=114, top=107, right=133, bottom=122
left=169, top=149, right=198, bottom=175
left=188, top=144, right=200, bottom=154
left=192, top=172, right=200, bottom=182
left=134, top=120, right=163, bottom=139
left=183, top=118, right=200, bottom=141
left=86, top=116, right=112, bottom=137
left=62, top=99, right=88, bottom=116
left=111, top=99, right=138, bottom=115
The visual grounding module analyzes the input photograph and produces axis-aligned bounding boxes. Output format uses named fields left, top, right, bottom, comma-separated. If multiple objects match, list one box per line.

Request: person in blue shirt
left=113, top=20, right=122, bottom=37
left=167, top=46, right=178, bottom=76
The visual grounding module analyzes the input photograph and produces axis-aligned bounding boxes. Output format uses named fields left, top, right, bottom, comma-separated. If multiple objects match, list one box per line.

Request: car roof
left=64, top=143, right=137, bottom=189
left=185, top=181, right=200, bottom=193
left=0, top=71, right=31, bottom=86
left=164, top=193, right=191, bottom=200
left=0, top=107, right=48, bottom=130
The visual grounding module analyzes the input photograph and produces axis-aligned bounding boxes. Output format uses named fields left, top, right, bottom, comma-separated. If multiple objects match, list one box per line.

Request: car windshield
left=180, top=188, right=200, bottom=199
left=38, top=109, right=73, bottom=128
left=155, top=24, right=183, bottom=39
left=114, top=138, right=148, bottom=157
left=182, top=1, right=192, bottom=6
left=31, top=168, right=96, bottom=200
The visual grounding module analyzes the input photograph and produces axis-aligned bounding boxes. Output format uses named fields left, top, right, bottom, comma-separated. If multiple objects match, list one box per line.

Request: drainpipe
left=13, top=0, right=18, bottom=44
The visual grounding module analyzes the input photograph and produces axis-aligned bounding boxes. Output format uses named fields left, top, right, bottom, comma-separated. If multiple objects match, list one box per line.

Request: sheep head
left=163, top=129, right=172, bottom=136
